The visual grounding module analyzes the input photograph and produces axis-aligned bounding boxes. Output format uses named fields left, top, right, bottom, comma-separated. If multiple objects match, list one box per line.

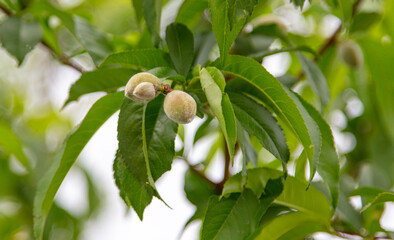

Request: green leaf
left=113, top=151, right=153, bottom=220
left=275, top=175, right=332, bottom=222
left=249, top=46, right=317, bottom=62
left=350, top=12, right=381, bottom=33
left=217, top=55, right=314, bottom=175
left=100, top=49, right=174, bottom=69
left=236, top=121, right=257, bottom=168
left=131, top=0, right=144, bottom=24
left=222, top=168, right=283, bottom=198
left=0, top=16, right=42, bottom=64
left=65, top=68, right=138, bottom=105
left=175, top=0, right=208, bottom=28
left=33, top=91, right=124, bottom=240
left=0, top=120, right=29, bottom=169
left=165, top=23, right=194, bottom=77
left=284, top=91, right=339, bottom=210
left=200, top=67, right=237, bottom=162
left=296, top=53, right=330, bottom=107
left=209, top=0, right=248, bottom=65
left=228, top=92, right=289, bottom=165
left=255, top=212, right=325, bottom=240
left=361, top=192, right=394, bottom=212
left=227, top=0, right=257, bottom=30
left=349, top=187, right=385, bottom=197
left=117, top=94, right=178, bottom=202
left=143, top=0, right=162, bottom=47
left=291, top=0, right=305, bottom=8
left=73, top=16, right=113, bottom=66
left=201, top=189, right=263, bottom=240
left=184, top=169, right=217, bottom=208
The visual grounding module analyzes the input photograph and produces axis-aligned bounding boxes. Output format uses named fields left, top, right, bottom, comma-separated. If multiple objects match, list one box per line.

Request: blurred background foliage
left=0, top=0, right=393, bottom=239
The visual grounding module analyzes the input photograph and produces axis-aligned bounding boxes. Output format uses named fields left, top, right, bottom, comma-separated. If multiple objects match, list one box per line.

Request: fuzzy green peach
left=164, top=90, right=196, bottom=124
left=125, top=72, right=161, bottom=102
left=339, top=41, right=363, bottom=69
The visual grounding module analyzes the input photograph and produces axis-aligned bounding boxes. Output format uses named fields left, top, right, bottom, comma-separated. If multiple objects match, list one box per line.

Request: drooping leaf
left=254, top=212, right=325, bottom=240
left=0, top=16, right=42, bottom=64
left=296, top=53, right=330, bottom=107
left=65, top=68, right=138, bottom=105
left=175, top=0, right=208, bottom=28
left=228, top=92, right=289, bottom=165
left=200, top=67, right=237, bottom=161
left=236, top=121, right=258, bottom=168
left=143, top=0, right=162, bottom=47
left=165, top=23, right=194, bottom=77
left=73, top=16, right=113, bottom=66
left=100, top=49, right=174, bottom=69
left=33, top=91, right=124, bottom=240
left=113, top=151, right=153, bottom=220
left=349, top=187, right=385, bottom=198
left=0, top=120, right=29, bottom=169
left=117, top=94, right=178, bottom=199
left=217, top=55, right=314, bottom=174
left=290, top=91, right=339, bottom=210
left=201, top=189, right=263, bottom=240
left=209, top=0, right=248, bottom=65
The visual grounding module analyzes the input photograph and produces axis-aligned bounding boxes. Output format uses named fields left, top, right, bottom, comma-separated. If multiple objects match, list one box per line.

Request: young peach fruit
left=164, top=90, right=196, bottom=124
left=125, top=72, right=161, bottom=102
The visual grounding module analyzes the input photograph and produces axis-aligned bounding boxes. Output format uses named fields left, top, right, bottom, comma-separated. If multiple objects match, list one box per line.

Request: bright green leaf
left=200, top=67, right=237, bottom=162
left=0, top=120, right=29, bottom=169
left=175, top=0, right=208, bottom=28
left=361, top=192, right=394, bottom=212
left=33, top=91, right=124, bottom=240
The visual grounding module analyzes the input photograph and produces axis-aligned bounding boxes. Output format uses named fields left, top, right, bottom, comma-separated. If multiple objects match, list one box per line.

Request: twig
left=0, top=4, right=84, bottom=73
left=217, top=142, right=231, bottom=191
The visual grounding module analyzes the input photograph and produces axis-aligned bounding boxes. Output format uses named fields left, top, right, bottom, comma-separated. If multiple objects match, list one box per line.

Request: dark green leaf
left=200, top=67, right=237, bottom=161
left=143, top=0, right=162, bottom=47
left=117, top=95, right=178, bottom=204
left=33, top=91, right=124, bottom=240
left=165, top=23, right=194, bottom=77
left=0, top=16, right=42, bottom=64
left=132, top=0, right=144, bottom=24
left=296, top=53, right=330, bottom=107
left=184, top=169, right=217, bottom=208
left=201, top=189, right=263, bottom=240
left=0, top=119, right=29, bottom=169
left=73, top=16, right=113, bottom=66
left=236, top=121, right=257, bottom=168
left=228, top=92, right=289, bottom=165
left=113, top=151, right=153, bottom=219
left=100, top=49, right=174, bottom=69
left=65, top=68, right=138, bottom=105
left=217, top=55, right=314, bottom=174
left=209, top=0, right=248, bottom=65
left=193, top=116, right=214, bottom=144
left=291, top=0, right=305, bottom=8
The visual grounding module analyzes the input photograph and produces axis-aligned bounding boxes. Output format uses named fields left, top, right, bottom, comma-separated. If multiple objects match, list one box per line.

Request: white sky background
left=1, top=0, right=393, bottom=239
